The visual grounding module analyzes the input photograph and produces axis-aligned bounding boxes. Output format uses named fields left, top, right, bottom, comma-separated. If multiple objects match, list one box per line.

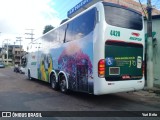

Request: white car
left=0, top=62, right=5, bottom=68
left=19, top=66, right=25, bottom=74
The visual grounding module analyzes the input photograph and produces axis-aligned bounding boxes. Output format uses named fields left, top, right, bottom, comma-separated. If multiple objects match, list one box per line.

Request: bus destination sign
left=67, top=0, right=92, bottom=18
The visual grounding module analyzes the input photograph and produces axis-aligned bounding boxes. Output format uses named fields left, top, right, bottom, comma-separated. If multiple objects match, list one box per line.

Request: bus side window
left=73, top=8, right=96, bottom=40
left=22, top=57, right=27, bottom=67
left=59, top=24, right=67, bottom=43
left=65, top=8, right=96, bottom=42
left=65, top=21, right=74, bottom=42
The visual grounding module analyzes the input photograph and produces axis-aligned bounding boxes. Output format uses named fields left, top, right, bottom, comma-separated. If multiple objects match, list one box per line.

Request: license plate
left=109, top=67, right=120, bottom=75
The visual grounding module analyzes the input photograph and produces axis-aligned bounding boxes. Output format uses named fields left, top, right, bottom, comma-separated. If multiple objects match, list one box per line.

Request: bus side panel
left=50, top=33, right=94, bottom=93
left=37, top=51, right=52, bottom=82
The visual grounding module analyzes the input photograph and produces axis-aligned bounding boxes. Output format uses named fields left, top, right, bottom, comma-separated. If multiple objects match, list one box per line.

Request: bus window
left=104, top=5, right=143, bottom=30
left=59, top=24, right=67, bottom=43
left=22, top=56, right=27, bottom=67
left=73, top=8, right=96, bottom=40
left=65, top=8, right=96, bottom=42
left=65, top=21, right=74, bottom=42
left=42, top=30, right=58, bottom=43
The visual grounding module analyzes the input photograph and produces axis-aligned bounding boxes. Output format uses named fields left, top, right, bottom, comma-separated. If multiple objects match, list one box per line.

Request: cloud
left=0, top=0, right=61, bottom=38
left=0, top=0, right=61, bottom=50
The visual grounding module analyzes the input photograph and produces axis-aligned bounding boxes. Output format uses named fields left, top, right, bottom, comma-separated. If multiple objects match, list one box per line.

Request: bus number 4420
left=110, top=30, right=120, bottom=37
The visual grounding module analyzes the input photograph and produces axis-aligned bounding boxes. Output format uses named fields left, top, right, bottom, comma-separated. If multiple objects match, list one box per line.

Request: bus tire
left=28, top=70, right=32, bottom=80
left=59, top=75, right=68, bottom=93
left=50, top=73, right=59, bottom=90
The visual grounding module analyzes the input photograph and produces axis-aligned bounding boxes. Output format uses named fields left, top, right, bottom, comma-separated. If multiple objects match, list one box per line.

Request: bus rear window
left=104, top=5, right=143, bottom=30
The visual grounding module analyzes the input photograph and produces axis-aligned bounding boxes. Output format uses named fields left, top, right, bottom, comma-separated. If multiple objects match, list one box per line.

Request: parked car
left=0, top=62, right=5, bottom=68
left=19, top=66, right=25, bottom=74
left=13, top=65, right=25, bottom=74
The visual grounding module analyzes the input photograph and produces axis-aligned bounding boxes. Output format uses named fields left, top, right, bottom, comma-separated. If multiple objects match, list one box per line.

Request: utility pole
left=25, top=29, right=34, bottom=42
left=0, top=32, right=0, bottom=47
left=147, top=0, right=153, bottom=89
left=4, top=39, right=10, bottom=65
left=7, top=40, right=8, bottom=65
left=16, top=37, right=22, bottom=66
left=13, top=42, right=15, bottom=66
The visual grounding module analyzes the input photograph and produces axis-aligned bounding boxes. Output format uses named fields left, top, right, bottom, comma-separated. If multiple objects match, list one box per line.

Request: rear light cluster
left=98, top=59, right=105, bottom=78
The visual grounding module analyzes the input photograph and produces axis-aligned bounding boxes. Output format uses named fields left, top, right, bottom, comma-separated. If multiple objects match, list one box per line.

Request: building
left=0, top=44, right=12, bottom=64
left=12, top=45, right=26, bottom=65
left=1, top=45, right=26, bottom=65
left=0, top=47, right=3, bottom=62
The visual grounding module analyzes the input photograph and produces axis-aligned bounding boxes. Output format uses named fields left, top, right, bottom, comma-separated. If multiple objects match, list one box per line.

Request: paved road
left=0, top=68, right=159, bottom=120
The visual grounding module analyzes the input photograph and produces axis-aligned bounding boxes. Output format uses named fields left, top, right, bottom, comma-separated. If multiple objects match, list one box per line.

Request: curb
left=143, top=87, right=160, bottom=95
left=131, top=86, right=160, bottom=97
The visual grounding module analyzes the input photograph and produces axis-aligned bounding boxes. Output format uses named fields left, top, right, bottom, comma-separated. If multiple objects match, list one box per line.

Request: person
left=15, top=64, right=18, bottom=68
left=14, top=64, right=19, bottom=72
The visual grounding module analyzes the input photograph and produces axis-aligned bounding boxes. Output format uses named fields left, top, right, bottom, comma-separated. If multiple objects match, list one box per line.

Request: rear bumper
left=94, top=78, right=145, bottom=95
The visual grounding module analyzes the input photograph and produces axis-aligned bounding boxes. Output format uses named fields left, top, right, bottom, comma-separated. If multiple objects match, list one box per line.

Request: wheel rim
left=60, top=79, right=66, bottom=92
left=51, top=75, right=56, bottom=88
left=28, top=72, right=30, bottom=79
left=28, top=71, right=31, bottom=79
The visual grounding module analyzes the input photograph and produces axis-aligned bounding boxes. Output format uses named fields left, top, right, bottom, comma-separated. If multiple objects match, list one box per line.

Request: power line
left=25, top=29, right=34, bottom=42
left=153, top=0, right=160, bottom=9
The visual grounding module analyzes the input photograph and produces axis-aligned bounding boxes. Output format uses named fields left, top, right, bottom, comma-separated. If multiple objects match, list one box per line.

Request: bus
left=25, top=1, right=145, bottom=95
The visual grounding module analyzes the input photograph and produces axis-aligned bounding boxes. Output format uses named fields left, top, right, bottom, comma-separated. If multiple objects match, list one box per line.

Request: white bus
left=26, top=1, right=145, bottom=95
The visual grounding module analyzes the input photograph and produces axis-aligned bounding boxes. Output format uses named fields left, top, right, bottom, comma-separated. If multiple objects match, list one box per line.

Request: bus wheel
left=28, top=70, right=31, bottom=80
left=59, top=75, right=67, bottom=93
left=50, top=73, right=58, bottom=90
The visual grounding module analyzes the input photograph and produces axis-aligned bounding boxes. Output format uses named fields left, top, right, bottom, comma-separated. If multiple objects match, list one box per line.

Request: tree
left=60, top=18, right=69, bottom=25
left=43, top=25, right=54, bottom=34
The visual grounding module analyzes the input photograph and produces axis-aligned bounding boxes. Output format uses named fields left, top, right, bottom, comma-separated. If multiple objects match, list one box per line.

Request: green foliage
left=43, top=25, right=54, bottom=34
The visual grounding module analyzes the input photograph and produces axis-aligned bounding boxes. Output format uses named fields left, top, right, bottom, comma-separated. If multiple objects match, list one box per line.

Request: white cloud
left=0, top=0, right=61, bottom=49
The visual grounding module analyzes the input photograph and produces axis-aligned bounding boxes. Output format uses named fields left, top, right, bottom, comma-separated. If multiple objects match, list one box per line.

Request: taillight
left=98, top=59, right=105, bottom=78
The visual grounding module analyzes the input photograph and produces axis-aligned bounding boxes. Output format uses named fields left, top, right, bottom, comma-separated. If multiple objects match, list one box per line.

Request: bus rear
left=94, top=2, right=144, bottom=95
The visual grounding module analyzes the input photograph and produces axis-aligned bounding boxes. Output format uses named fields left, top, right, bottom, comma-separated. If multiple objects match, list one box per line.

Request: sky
left=0, top=0, right=159, bottom=51
left=136, top=0, right=160, bottom=9
left=0, top=0, right=82, bottom=50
